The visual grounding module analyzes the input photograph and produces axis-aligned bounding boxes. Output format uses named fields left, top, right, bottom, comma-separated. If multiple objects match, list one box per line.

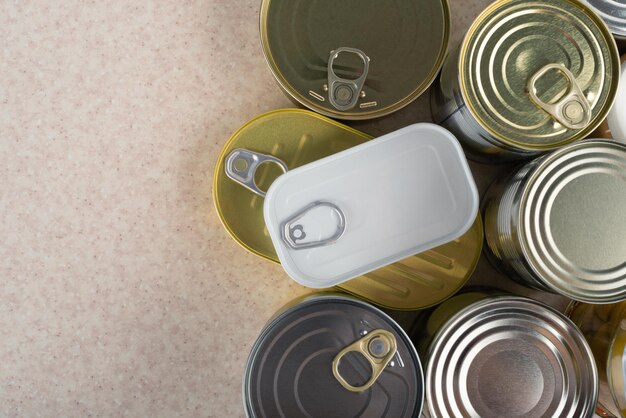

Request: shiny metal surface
left=260, top=0, right=450, bottom=119
left=580, top=0, right=626, bottom=41
left=424, top=295, right=598, bottom=418
left=214, top=109, right=483, bottom=310
left=433, top=0, right=619, bottom=160
left=484, top=139, right=626, bottom=303
left=243, top=293, right=423, bottom=418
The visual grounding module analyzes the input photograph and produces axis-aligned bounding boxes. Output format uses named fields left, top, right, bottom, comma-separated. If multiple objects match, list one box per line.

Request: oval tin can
left=579, top=0, right=626, bottom=47
left=213, top=109, right=483, bottom=310
left=243, top=293, right=424, bottom=418
left=483, top=139, right=626, bottom=303
left=431, top=0, right=620, bottom=161
left=416, top=292, right=598, bottom=418
left=259, top=0, right=450, bottom=120
left=568, top=301, right=626, bottom=417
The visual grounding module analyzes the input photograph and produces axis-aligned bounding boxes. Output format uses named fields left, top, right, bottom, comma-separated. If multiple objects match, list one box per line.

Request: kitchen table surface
left=1, top=1, right=577, bottom=416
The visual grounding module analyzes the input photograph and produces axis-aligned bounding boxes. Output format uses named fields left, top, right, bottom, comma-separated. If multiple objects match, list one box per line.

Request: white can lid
left=608, top=61, right=626, bottom=143
left=263, top=123, right=478, bottom=288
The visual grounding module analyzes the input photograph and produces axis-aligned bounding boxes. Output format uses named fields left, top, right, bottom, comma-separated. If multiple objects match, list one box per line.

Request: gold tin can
left=483, top=139, right=626, bottom=303
left=213, top=109, right=482, bottom=310
left=259, top=0, right=450, bottom=120
left=432, top=0, right=620, bottom=161
left=568, top=301, right=626, bottom=417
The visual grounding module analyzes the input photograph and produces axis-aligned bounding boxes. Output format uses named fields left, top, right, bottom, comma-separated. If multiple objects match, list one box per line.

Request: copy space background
left=0, top=1, right=579, bottom=416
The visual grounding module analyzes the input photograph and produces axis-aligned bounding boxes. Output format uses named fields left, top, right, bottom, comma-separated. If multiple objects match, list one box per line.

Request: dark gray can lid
left=243, top=294, right=424, bottom=418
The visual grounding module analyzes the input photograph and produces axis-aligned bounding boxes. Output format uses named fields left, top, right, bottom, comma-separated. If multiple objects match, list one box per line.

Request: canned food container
left=483, top=139, right=626, bottom=303
left=243, top=293, right=424, bottom=417
left=416, top=292, right=598, bottom=418
left=259, top=0, right=450, bottom=119
left=263, top=123, right=478, bottom=288
left=568, top=301, right=626, bottom=417
left=214, top=109, right=483, bottom=310
left=579, top=0, right=626, bottom=47
left=431, top=0, right=620, bottom=161
left=594, top=56, right=626, bottom=142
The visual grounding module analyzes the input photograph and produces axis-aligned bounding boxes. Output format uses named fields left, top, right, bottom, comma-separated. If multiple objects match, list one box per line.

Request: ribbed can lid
left=427, top=296, right=597, bottom=418
left=580, top=0, right=626, bottom=38
left=260, top=0, right=450, bottom=119
left=244, top=294, right=423, bottom=418
left=461, top=0, right=619, bottom=150
left=521, top=140, right=626, bottom=303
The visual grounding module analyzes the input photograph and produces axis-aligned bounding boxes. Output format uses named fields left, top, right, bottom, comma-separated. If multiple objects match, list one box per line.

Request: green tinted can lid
left=521, top=140, right=626, bottom=303
left=260, top=0, right=450, bottom=120
left=461, top=0, right=619, bottom=150
left=580, top=0, right=626, bottom=38
left=243, top=294, right=424, bottom=417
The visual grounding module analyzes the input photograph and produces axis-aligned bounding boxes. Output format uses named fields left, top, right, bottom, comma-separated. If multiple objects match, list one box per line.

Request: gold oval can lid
left=214, top=109, right=482, bottom=310
left=521, top=140, right=626, bottom=303
left=260, top=0, right=450, bottom=119
left=461, top=0, right=619, bottom=150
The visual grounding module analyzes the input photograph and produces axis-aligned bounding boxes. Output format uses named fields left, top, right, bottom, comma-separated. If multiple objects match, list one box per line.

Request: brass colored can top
left=260, top=0, right=450, bottom=119
left=461, top=0, right=619, bottom=150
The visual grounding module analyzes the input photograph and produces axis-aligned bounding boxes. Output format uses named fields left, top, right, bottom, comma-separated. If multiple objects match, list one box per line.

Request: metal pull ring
left=281, top=201, right=346, bottom=250
left=527, top=63, right=592, bottom=130
left=332, top=329, right=397, bottom=393
left=224, top=149, right=288, bottom=197
left=328, top=47, right=370, bottom=111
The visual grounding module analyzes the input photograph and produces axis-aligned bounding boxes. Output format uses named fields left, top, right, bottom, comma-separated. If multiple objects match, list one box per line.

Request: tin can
left=431, top=0, right=620, bottom=161
left=483, top=139, right=626, bottom=303
left=259, top=0, right=450, bottom=120
left=243, top=293, right=424, bottom=417
left=579, top=0, right=626, bottom=48
left=414, top=291, right=598, bottom=418
left=214, top=109, right=483, bottom=310
left=593, top=56, right=626, bottom=142
left=568, top=301, right=626, bottom=417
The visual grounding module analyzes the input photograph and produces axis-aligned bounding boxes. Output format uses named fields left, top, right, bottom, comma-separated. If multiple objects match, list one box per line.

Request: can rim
left=213, top=108, right=371, bottom=263
left=457, top=0, right=620, bottom=151
left=242, top=293, right=425, bottom=417
left=258, top=0, right=451, bottom=120
left=518, top=139, right=626, bottom=303
left=426, top=295, right=598, bottom=417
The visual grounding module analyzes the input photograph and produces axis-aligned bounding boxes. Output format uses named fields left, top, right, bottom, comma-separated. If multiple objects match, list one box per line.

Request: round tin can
left=483, top=139, right=626, bottom=303
left=416, top=292, right=597, bottom=418
left=568, top=301, right=626, bottom=417
left=594, top=56, right=626, bottom=142
left=214, top=109, right=483, bottom=310
left=431, top=0, right=620, bottom=161
left=259, top=0, right=450, bottom=120
left=579, top=0, right=626, bottom=47
left=243, top=293, right=424, bottom=417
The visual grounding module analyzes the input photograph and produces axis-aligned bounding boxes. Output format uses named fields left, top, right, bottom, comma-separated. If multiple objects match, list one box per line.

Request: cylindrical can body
left=260, top=0, right=450, bottom=120
left=414, top=292, right=598, bottom=418
left=568, top=301, right=626, bottom=417
left=243, top=293, right=424, bottom=418
left=431, top=0, right=620, bottom=162
left=483, top=139, right=626, bottom=303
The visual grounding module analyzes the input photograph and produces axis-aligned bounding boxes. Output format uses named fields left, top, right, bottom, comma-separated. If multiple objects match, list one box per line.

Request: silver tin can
left=243, top=293, right=424, bottom=417
left=418, top=292, right=597, bottom=418
left=483, top=139, right=626, bottom=303
left=431, top=0, right=619, bottom=162
left=579, top=0, right=626, bottom=47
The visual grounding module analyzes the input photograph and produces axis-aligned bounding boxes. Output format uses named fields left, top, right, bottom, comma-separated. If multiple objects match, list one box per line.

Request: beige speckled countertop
left=1, top=1, right=576, bottom=417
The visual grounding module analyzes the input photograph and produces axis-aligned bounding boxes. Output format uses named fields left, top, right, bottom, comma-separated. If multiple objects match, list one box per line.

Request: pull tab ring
left=328, top=47, right=370, bottom=111
left=527, top=63, right=592, bottom=130
left=332, top=329, right=397, bottom=393
left=281, top=201, right=346, bottom=250
left=224, top=149, right=288, bottom=197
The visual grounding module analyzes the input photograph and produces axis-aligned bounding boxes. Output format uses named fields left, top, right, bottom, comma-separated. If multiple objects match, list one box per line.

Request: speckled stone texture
left=1, top=1, right=572, bottom=417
